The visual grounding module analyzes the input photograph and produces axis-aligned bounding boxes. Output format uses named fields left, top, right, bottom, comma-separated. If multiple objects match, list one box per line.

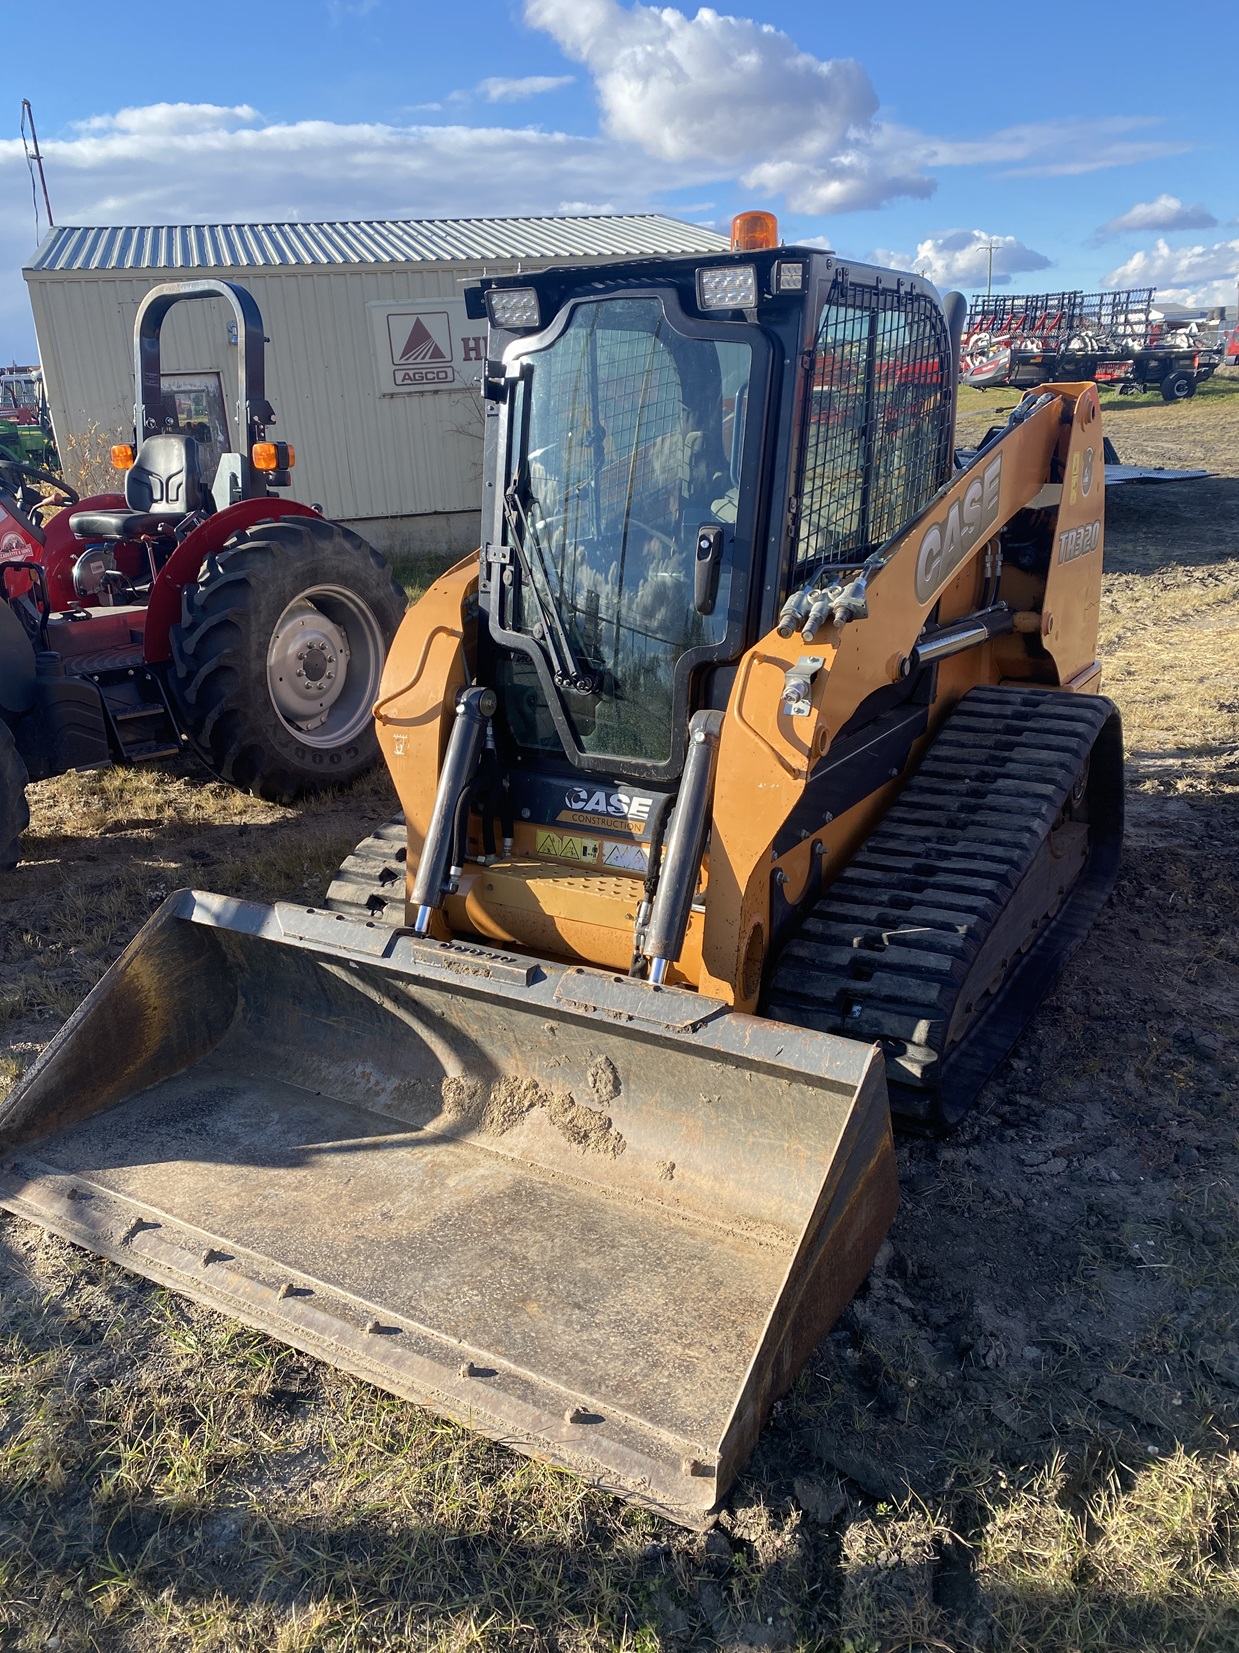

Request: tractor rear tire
left=169, top=516, right=406, bottom=803
left=0, top=720, right=30, bottom=871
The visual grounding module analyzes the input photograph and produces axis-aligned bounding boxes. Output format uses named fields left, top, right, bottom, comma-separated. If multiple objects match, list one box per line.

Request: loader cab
left=468, top=243, right=955, bottom=788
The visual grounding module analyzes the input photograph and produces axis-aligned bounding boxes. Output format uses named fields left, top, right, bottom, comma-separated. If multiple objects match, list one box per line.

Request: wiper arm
left=502, top=483, right=598, bottom=695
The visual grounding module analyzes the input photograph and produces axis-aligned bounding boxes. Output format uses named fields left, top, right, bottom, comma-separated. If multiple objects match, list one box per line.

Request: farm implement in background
left=961, top=288, right=1222, bottom=402
left=0, top=366, right=58, bottom=473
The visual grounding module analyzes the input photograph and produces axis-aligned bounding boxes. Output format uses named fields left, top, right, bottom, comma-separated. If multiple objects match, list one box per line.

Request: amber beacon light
left=731, top=211, right=779, bottom=252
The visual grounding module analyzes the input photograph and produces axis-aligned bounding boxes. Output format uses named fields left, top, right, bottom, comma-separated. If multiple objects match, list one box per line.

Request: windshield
left=499, top=296, right=753, bottom=766
left=1, top=377, right=39, bottom=411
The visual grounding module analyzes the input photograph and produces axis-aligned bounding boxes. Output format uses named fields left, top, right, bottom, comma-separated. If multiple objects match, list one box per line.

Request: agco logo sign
left=914, top=453, right=1003, bottom=604
left=564, top=787, right=652, bottom=822
left=387, top=311, right=459, bottom=388
left=368, top=298, right=486, bottom=397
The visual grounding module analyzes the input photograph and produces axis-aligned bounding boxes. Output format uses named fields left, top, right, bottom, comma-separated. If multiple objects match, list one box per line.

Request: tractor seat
left=69, top=433, right=211, bottom=541
left=68, top=509, right=167, bottom=539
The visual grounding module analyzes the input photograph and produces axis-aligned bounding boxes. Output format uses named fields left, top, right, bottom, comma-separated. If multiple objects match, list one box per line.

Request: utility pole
left=979, top=239, right=1001, bottom=298
left=20, top=100, right=54, bottom=234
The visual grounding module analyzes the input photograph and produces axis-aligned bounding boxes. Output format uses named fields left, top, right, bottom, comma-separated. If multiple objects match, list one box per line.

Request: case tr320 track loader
left=0, top=213, right=1123, bottom=1527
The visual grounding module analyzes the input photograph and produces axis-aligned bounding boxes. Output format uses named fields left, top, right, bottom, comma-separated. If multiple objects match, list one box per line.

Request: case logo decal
left=562, top=787, right=652, bottom=821
left=914, top=452, right=1002, bottom=604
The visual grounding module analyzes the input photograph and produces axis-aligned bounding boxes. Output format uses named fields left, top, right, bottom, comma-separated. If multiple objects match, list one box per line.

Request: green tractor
left=0, top=367, right=59, bottom=474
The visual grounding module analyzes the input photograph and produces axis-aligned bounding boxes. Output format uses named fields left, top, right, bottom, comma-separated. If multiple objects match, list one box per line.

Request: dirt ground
left=2, top=372, right=1239, bottom=1652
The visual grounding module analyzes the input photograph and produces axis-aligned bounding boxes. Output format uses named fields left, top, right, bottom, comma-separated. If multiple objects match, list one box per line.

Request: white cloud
left=869, top=114, right=1191, bottom=178
left=1104, top=237, right=1239, bottom=307
left=1098, top=194, right=1217, bottom=235
left=523, top=3, right=1193, bottom=212
left=478, top=74, right=574, bottom=101
left=524, top=0, right=927, bottom=213
left=0, top=114, right=668, bottom=222
left=72, top=102, right=262, bottom=137
left=871, top=229, right=1051, bottom=289
left=0, top=110, right=690, bottom=348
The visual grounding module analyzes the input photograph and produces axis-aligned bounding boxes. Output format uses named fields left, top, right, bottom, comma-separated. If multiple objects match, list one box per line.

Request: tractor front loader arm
left=700, top=383, right=1107, bottom=1008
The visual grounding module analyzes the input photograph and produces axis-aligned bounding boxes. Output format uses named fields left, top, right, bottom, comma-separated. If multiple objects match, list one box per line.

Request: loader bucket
left=0, top=891, right=896, bottom=1526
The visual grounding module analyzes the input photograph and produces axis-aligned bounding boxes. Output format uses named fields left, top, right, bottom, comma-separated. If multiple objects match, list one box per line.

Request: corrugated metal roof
left=28, top=215, right=729, bottom=273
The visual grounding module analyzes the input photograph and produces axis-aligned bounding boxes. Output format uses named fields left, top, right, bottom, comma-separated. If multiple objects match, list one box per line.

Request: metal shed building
left=23, top=215, right=728, bottom=556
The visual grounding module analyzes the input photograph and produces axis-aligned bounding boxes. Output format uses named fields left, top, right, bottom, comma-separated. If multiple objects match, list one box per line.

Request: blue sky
left=2, top=0, right=1235, bottom=358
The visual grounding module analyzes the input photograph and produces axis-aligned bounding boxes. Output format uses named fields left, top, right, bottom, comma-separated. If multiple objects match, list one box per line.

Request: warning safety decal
left=536, top=831, right=600, bottom=864
left=535, top=831, right=649, bottom=872
left=602, top=841, right=648, bottom=872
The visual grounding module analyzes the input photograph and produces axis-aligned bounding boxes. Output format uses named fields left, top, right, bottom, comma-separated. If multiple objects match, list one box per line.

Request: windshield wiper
left=502, top=482, right=599, bottom=695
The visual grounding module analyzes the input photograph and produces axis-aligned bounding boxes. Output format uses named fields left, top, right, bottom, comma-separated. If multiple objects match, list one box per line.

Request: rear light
left=697, top=265, right=758, bottom=310
left=111, top=444, right=134, bottom=470
left=252, top=441, right=295, bottom=472
left=731, top=210, right=779, bottom=251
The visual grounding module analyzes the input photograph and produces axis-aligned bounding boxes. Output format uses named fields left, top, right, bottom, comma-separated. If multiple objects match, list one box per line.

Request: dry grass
left=956, top=368, right=1239, bottom=476
left=978, top=1449, right=1239, bottom=1649
left=2, top=398, right=1239, bottom=1650
left=1102, top=564, right=1239, bottom=772
left=59, top=421, right=128, bottom=500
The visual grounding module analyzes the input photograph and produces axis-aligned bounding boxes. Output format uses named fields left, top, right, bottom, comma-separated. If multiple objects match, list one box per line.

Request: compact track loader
left=0, top=215, right=1122, bottom=1526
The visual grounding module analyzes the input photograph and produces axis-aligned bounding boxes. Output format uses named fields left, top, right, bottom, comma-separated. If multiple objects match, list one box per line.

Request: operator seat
left=68, top=434, right=212, bottom=540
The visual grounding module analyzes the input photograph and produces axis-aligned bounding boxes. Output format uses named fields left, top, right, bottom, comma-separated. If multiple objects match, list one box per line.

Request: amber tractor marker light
left=252, top=441, right=295, bottom=472
left=111, top=444, right=135, bottom=470
left=731, top=211, right=779, bottom=252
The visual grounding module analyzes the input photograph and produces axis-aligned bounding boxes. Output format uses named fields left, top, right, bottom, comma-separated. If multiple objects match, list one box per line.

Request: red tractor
left=1, top=279, right=405, bottom=866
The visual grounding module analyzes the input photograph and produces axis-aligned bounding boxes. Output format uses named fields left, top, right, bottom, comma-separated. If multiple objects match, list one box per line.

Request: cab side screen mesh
left=793, top=283, right=952, bottom=581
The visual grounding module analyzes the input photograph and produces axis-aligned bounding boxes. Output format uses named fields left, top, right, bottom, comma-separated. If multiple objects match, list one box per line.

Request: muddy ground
left=2, top=374, right=1239, bottom=1651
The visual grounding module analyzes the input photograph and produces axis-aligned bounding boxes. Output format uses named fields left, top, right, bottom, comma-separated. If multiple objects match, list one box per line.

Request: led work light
left=486, top=287, right=541, bottom=330
left=696, top=265, right=758, bottom=311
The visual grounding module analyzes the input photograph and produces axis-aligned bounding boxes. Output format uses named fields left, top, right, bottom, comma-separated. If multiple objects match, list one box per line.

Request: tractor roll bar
left=133, top=279, right=275, bottom=503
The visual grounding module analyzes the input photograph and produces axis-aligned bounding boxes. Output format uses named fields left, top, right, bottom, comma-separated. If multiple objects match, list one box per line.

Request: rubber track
left=764, top=685, right=1121, bottom=1126
left=324, top=814, right=408, bottom=923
